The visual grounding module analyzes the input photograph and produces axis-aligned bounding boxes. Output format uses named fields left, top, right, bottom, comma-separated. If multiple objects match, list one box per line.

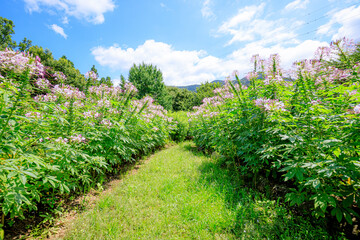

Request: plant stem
left=0, top=71, right=29, bottom=143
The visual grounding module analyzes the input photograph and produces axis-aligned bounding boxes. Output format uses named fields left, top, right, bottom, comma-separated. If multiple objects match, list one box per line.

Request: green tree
left=54, top=56, right=86, bottom=89
left=0, top=17, right=16, bottom=50
left=128, top=63, right=171, bottom=109
left=120, top=74, right=126, bottom=89
left=28, top=45, right=55, bottom=66
left=166, top=86, right=195, bottom=111
left=17, top=37, right=32, bottom=52
left=100, top=76, right=113, bottom=87
left=29, top=46, right=86, bottom=89
left=193, top=81, right=221, bottom=106
left=90, top=65, right=98, bottom=76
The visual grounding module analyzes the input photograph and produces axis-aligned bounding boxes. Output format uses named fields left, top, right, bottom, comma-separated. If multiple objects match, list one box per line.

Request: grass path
left=60, top=142, right=329, bottom=240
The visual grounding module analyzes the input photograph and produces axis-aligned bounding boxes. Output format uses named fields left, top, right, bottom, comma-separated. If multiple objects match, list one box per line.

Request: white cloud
left=24, top=0, right=115, bottom=24
left=160, top=3, right=166, bottom=8
left=219, top=3, right=265, bottom=32
left=91, top=39, right=328, bottom=86
left=62, top=16, right=69, bottom=24
left=317, top=5, right=360, bottom=41
left=285, top=0, right=310, bottom=11
left=218, top=3, right=300, bottom=46
left=50, top=24, right=67, bottom=39
left=201, top=0, right=216, bottom=20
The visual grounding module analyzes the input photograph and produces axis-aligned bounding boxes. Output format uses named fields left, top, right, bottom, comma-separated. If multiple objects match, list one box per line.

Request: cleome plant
left=0, top=49, right=173, bottom=235
left=189, top=38, right=360, bottom=224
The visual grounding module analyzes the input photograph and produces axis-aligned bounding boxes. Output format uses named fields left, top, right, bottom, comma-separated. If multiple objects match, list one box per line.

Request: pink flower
left=35, top=78, right=50, bottom=89
left=97, top=98, right=111, bottom=108
left=55, top=137, right=68, bottom=144
left=34, top=93, right=58, bottom=102
left=354, top=104, right=360, bottom=114
left=246, top=71, right=258, bottom=80
left=254, top=98, right=286, bottom=112
left=53, top=72, right=67, bottom=81
left=124, top=82, right=138, bottom=94
left=70, top=134, right=86, bottom=143
left=100, top=119, right=112, bottom=127
left=85, top=71, right=98, bottom=80
left=349, top=90, right=357, bottom=96
left=25, top=111, right=42, bottom=119
left=52, top=84, right=86, bottom=99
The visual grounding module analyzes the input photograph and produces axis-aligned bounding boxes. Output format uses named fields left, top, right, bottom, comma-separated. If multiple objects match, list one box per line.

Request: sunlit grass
left=63, top=142, right=330, bottom=239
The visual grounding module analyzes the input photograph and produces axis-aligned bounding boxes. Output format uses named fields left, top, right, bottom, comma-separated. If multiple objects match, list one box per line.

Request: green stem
left=0, top=71, right=29, bottom=143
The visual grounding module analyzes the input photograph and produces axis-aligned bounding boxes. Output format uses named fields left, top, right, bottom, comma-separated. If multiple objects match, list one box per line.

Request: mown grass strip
left=62, top=142, right=330, bottom=240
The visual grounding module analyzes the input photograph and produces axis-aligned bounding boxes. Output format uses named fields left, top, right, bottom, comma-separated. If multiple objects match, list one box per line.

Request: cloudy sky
left=1, top=0, right=360, bottom=86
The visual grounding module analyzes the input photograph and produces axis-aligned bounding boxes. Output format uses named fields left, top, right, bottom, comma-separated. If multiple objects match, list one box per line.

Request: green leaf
left=336, top=208, right=343, bottom=222
left=19, top=174, right=26, bottom=185
left=343, top=211, right=353, bottom=224
left=22, top=170, right=38, bottom=178
left=312, top=179, right=321, bottom=189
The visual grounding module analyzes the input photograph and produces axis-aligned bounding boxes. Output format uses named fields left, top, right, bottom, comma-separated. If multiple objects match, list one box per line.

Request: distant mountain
left=174, top=77, right=250, bottom=92
left=177, top=84, right=200, bottom=92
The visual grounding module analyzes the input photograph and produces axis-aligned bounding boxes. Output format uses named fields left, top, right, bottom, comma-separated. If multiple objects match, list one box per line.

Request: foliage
left=0, top=49, right=172, bottom=231
left=189, top=39, right=360, bottom=225
left=193, top=81, right=222, bottom=106
left=0, top=17, right=16, bottom=50
left=17, top=38, right=32, bottom=52
left=100, top=76, right=112, bottom=87
left=28, top=46, right=87, bottom=90
left=168, top=111, right=190, bottom=142
left=166, top=86, right=195, bottom=111
left=128, top=63, right=172, bottom=110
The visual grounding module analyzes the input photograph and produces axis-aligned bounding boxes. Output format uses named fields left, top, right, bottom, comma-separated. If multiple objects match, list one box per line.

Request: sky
left=1, top=0, right=360, bottom=86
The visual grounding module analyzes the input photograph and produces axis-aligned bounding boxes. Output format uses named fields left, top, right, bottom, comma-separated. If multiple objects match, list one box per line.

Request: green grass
left=63, top=142, right=330, bottom=239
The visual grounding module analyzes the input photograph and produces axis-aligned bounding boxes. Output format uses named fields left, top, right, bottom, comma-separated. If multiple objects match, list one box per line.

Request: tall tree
left=0, top=17, right=16, bottom=50
left=128, top=63, right=171, bottom=109
left=17, top=37, right=32, bottom=52
left=90, top=65, right=98, bottom=76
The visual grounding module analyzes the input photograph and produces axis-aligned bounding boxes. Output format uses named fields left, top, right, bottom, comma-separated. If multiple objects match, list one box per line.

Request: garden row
left=0, top=49, right=175, bottom=232
left=189, top=38, right=360, bottom=225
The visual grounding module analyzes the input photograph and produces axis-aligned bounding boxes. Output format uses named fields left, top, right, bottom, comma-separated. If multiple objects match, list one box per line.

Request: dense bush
left=0, top=49, right=171, bottom=228
left=189, top=38, right=360, bottom=224
left=168, top=111, right=191, bottom=142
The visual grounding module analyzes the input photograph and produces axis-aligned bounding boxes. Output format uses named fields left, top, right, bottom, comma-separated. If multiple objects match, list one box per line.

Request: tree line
left=1, top=16, right=225, bottom=111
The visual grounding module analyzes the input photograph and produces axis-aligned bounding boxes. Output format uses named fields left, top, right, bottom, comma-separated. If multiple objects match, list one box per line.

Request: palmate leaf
left=331, top=207, right=343, bottom=222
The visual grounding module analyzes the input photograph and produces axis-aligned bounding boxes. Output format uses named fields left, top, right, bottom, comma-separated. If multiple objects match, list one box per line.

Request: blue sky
left=1, top=0, right=360, bottom=86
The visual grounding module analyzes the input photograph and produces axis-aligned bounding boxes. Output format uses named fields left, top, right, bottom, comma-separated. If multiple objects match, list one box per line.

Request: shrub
left=189, top=38, right=360, bottom=224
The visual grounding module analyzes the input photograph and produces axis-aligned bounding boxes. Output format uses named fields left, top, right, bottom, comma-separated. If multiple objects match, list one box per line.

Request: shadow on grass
left=180, top=142, right=330, bottom=239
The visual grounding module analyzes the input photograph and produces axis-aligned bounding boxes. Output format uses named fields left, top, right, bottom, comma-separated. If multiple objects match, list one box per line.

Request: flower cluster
left=254, top=98, right=286, bottom=112
left=35, top=78, right=50, bottom=89
left=89, top=84, right=123, bottom=98
left=264, top=75, right=283, bottom=85
left=70, top=134, right=86, bottom=143
left=83, top=110, right=102, bottom=119
left=0, top=49, right=45, bottom=77
left=52, top=84, right=86, bottom=99
left=100, top=119, right=112, bottom=128
left=124, top=82, right=138, bottom=94
left=97, top=98, right=111, bottom=108
left=25, top=111, right=42, bottom=119
left=64, top=100, right=84, bottom=108
left=34, top=93, right=58, bottom=102
left=53, top=71, right=67, bottom=81
left=55, top=137, right=68, bottom=144
left=85, top=71, right=98, bottom=80
left=354, top=104, right=360, bottom=114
